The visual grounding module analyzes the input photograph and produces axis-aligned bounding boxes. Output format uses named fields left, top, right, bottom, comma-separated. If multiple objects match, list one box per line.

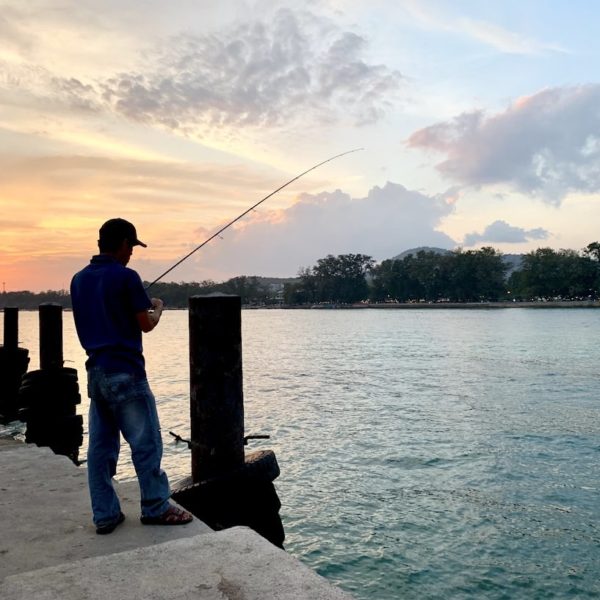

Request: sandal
left=96, top=511, right=125, bottom=535
left=140, top=504, right=193, bottom=526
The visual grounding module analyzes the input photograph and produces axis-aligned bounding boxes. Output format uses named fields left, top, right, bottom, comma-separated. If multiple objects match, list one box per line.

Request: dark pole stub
left=189, top=295, right=245, bottom=482
left=39, top=303, right=63, bottom=370
left=3, top=307, right=18, bottom=350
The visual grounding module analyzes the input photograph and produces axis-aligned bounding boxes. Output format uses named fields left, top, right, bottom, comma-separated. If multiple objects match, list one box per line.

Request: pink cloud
left=407, top=85, right=600, bottom=204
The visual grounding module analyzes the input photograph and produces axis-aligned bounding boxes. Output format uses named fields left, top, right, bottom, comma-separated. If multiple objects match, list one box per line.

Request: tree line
left=0, top=276, right=288, bottom=309
left=3, top=243, right=600, bottom=309
left=143, top=276, right=288, bottom=307
left=0, top=289, right=72, bottom=310
left=283, top=243, right=600, bottom=304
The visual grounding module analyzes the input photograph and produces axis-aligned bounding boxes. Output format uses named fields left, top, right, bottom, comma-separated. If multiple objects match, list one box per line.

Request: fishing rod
left=145, top=147, right=363, bottom=290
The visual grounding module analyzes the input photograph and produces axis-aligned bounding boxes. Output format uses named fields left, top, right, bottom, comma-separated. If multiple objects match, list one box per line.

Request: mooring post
left=189, top=295, right=245, bottom=482
left=172, top=294, right=284, bottom=547
left=3, top=307, right=18, bottom=350
left=18, top=303, right=82, bottom=462
left=39, top=303, right=63, bottom=370
left=0, top=307, right=30, bottom=422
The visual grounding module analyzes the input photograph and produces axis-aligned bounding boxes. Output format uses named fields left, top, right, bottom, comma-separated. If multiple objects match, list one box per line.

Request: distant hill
left=392, top=247, right=451, bottom=261
left=501, top=254, right=523, bottom=276
left=251, top=276, right=298, bottom=284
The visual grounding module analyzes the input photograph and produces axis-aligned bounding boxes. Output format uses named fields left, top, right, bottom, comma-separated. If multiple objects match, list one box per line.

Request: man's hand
left=136, top=297, right=164, bottom=332
left=148, top=297, right=164, bottom=327
left=151, top=298, right=164, bottom=312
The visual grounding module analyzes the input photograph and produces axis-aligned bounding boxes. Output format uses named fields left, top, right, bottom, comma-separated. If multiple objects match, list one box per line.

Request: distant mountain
left=254, top=276, right=298, bottom=286
left=391, top=247, right=451, bottom=261
left=501, top=254, right=523, bottom=276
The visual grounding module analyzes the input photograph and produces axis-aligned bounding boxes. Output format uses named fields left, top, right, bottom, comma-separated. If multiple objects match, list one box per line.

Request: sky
left=1, top=0, right=600, bottom=291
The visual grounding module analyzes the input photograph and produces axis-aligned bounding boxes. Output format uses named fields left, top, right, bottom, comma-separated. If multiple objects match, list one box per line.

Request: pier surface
left=0, top=439, right=352, bottom=599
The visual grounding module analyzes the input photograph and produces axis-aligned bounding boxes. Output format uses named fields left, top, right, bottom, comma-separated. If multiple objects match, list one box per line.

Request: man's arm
left=136, top=298, right=163, bottom=333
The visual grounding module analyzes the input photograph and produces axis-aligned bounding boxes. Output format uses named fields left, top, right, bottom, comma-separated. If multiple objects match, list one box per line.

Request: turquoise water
left=6, top=308, right=600, bottom=598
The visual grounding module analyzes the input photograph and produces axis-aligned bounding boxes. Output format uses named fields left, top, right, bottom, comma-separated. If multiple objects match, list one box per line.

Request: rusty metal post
left=189, top=295, right=245, bottom=482
left=3, top=307, right=18, bottom=350
left=39, top=303, right=63, bottom=370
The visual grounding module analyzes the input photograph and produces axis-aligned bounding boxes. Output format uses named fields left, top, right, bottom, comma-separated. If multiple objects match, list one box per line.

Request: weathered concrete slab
left=0, top=436, right=21, bottom=450
left=0, top=443, right=211, bottom=579
left=1, top=527, right=353, bottom=600
left=0, top=441, right=354, bottom=599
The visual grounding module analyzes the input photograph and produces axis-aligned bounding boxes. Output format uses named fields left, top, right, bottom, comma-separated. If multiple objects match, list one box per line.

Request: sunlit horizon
left=2, top=1, right=600, bottom=292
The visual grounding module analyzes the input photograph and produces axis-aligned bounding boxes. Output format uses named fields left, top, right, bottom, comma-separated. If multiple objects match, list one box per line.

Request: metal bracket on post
left=243, top=434, right=270, bottom=445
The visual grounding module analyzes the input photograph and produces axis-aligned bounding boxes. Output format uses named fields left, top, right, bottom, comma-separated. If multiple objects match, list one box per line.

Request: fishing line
left=145, top=147, right=363, bottom=290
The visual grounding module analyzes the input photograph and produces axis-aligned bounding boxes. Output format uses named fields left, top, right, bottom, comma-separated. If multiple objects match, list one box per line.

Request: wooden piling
left=39, top=303, right=63, bottom=370
left=173, top=294, right=284, bottom=547
left=0, top=307, right=30, bottom=422
left=3, top=307, right=18, bottom=350
left=189, top=295, right=245, bottom=482
left=18, top=303, right=82, bottom=461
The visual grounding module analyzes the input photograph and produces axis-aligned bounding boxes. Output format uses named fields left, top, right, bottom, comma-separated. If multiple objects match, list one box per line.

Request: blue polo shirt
left=70, top=255, right=153, bottom=376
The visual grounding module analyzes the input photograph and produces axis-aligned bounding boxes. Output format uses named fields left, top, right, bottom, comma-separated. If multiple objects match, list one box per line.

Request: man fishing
left=71, top=218, right=193, bottom=534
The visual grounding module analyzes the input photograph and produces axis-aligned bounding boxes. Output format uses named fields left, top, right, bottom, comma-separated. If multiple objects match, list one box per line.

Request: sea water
left=5, top=308, right=600, bottom=599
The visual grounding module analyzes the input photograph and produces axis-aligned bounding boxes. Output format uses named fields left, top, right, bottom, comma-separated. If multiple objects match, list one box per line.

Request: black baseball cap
left=99, top=218, right=147, bottom=248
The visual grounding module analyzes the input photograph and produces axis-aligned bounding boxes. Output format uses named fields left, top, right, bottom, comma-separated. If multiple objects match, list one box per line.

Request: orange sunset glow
left=2, top=2, right=600, bottom=291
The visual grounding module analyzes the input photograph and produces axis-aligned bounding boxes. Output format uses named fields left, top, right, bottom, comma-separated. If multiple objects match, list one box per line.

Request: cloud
left=188, top=181, right=457, bottom=279
left=0, top=157, right=459, bottom=288
left=0, top=152, right=289, bottom=261
left=463, top=219, right=549, bottom=246
left=401, top=1, right=565, bottom=55
left=50, top=77, right=100, bottom=112
left=0, top=9, right=33, bottom=56
left=407, top=85, right=600, bottom=204
left=455, top=17, right=565, bottom=56
left=0, top=7, right=400, bottom=136
left=99, top=9, right=401, bottom=134
left=0, top=60, right=103, bottom=118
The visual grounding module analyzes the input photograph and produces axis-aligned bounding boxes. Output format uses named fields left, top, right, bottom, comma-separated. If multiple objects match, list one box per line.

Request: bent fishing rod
left=145, top=147, right=363, bottom=291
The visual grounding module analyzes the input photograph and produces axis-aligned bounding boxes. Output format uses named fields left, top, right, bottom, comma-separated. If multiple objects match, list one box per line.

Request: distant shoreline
left=3, top=300, right=600, bottom=312
left=269, top=300, right=600, bottom=310
left=361, top=301, right=600, bottom=309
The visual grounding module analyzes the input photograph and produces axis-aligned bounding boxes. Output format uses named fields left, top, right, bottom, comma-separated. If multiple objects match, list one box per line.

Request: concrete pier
left=0, top=438, right=352, bottom=600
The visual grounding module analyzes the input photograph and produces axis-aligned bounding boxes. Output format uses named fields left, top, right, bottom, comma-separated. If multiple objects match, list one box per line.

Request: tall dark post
left=4, top=307, right=18, bottom=350
left=172, top=293, right=285, bottom=547
left=39, top=303, right=63, bottom=370
left=189, top=295, right=245, bottom=482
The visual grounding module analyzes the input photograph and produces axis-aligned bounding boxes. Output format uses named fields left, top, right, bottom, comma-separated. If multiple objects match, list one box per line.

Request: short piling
left=172, top=294, right=285, bottom=547
left=18, top=304, right=83, bottom=462
left=4, top=307, right=18, bottom=351
left=0, top=307, right=30, bottom=421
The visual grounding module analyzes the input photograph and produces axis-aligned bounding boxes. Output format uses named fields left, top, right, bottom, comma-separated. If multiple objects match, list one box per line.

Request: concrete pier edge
left=0, top=438, right=353, bottom=599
